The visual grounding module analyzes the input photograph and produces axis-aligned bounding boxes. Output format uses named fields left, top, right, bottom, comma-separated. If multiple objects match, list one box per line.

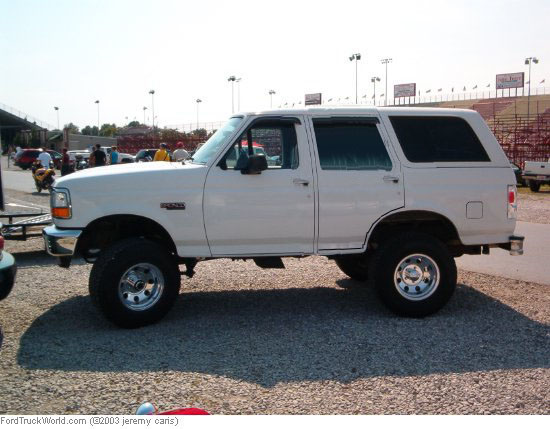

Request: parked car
left=118, top=153, right=135, bottom=163
left=43, top=107, right=524, bottom=328
left=47, top=150, right=63, bottom=169
left=14, top=149, right=42, bottom=170
left=135, top=149, right=158, bottom=162
left=510, top=163, right=525, bottom=187
left=522, top=160, right=550, bottom=192
left=13, top=149, right=62, bottom=170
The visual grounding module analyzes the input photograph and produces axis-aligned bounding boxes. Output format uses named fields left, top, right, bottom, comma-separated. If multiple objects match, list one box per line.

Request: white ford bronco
left=43, top=107, right=524, bottom=328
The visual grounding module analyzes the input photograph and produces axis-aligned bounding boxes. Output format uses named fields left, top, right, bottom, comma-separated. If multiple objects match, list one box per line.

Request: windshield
left=192, top=117, right=243, bottom=164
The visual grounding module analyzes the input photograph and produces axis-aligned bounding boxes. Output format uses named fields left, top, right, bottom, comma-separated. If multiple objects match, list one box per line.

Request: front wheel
left=529, top=181, right=541, bottom=192
left=370, top=232, right=457, bottom=317
left=89, top=238, right=181, bottom=328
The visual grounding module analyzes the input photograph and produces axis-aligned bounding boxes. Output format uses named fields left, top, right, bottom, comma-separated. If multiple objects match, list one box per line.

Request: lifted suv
left=43, top=107, right=524, bottom=328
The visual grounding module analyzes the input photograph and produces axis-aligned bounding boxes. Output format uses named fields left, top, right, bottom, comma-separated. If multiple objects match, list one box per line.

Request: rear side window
left=389, top=116, right=490, bottom=163
left=312, top=119, right=392, bottom=170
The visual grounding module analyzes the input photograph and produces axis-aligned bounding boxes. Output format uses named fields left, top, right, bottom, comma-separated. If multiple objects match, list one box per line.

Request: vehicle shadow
left=17, top=283, right=549, bottom=387
left=10, top=250, right=87, bottom=268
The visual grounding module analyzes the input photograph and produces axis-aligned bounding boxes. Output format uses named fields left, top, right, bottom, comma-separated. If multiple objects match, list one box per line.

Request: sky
left=1, top=0, right=549, bottom=130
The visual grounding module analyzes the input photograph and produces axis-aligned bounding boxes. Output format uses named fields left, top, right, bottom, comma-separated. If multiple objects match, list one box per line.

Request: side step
left=253, top=257, right=285, bottom=269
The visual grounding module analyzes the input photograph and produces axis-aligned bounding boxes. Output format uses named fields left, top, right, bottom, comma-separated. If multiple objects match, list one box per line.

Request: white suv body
left=43, top=107, right=523, bottom=327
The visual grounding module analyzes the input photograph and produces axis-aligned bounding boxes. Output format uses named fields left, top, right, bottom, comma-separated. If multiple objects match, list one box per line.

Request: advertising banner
left=394, top=83, right=416, bottom=98
left=305, top=93, right=322, bottom=105
left=496, top=72, right=524, bottom=89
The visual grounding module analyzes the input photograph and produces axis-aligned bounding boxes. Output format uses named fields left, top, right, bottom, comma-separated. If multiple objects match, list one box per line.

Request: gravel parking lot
left=0, top=189, right=548, bottom=414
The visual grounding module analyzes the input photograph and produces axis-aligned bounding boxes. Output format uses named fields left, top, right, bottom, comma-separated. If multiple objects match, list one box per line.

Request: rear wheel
left=529, top=181, right=541, bottom=192
left=89, top=238, right=181, bottom=328
left=370, top=232, right=457, bottom=317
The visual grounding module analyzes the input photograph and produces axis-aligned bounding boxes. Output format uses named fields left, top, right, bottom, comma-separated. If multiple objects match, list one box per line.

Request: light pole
left=94, top=100, right=100, bottom=135
left=196, top=99, right=202, bottom=130
left=371, top=77, right=381, bottom=106
left=236, top=77, right=242, bottom=111
left=381, top=58, right=392, bottom=106
left=149, top=90, right=155, bottom=134
left=525, top=57, right=539, bottom=120
left=143, top=106, right=147, bottom=125
left=349, top=53, right=361, bottom=104
left=54, top=106, right=60, bottom=130
left=269, top=90, right=276, bottom=108
left=228, top=76, right=236, bottom=113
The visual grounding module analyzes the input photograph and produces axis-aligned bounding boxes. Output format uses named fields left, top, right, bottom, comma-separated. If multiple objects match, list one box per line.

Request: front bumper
left=43, top=225, right=82, bottom=258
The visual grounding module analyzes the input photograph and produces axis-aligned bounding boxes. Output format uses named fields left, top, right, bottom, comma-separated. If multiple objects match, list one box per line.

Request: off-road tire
left=370, top=232, right=457, bottom=317
left=89, top=238, right=181, bottom=328
left=334, top=254, right=369, bottom=282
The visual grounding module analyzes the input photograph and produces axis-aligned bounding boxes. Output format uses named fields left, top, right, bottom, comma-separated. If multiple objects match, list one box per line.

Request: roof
left=236, top=106, right=476, bottom=117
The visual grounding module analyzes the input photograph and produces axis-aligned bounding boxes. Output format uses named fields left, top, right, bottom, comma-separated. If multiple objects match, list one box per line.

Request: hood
left=54, top=161, right=206, bottom=192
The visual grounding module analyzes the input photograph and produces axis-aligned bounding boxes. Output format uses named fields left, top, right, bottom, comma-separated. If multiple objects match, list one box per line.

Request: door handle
left=293, top=178, right=310, bottom=186
left=383, top=175, right=400, bottom=183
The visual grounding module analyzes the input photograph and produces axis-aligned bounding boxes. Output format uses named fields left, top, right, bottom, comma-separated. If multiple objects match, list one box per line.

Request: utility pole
left=381, top=58, right=392, bottom=106
left=94, top=100, right=100, bottom=135
left=269, top=90, right=276, bottom=108
left=54, top=106, right=60, bottom=130
left=371, top=77, right=381, bottom=106
left=143, top=106, right=147, bottom=125
left=227, top=76, right=236, bottom=113
left=525, top=57, right=539, bottom=121
left=196, top=99, right=202, bottom=130
left=349, top=53, right=361, bottom=104
left=149, top=90, right=155, bottom=137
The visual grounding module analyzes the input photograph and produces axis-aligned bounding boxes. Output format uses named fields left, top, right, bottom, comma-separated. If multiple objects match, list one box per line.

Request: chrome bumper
left=43, top=225, right=82, bottom=257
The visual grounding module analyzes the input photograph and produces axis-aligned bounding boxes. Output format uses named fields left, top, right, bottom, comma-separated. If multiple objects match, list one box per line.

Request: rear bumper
left=497, top=235, right=525, bottom=256
left=43, top=225, right=82, bottom=258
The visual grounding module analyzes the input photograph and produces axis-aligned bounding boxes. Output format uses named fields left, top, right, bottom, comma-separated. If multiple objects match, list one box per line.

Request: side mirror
left=242, top=154, right=268, bottom=175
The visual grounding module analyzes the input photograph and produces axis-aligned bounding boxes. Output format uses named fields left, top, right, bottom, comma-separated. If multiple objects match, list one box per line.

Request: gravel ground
left=0, top=191, right=548, bottom=415
left=518, top=192, right=550, bottom=224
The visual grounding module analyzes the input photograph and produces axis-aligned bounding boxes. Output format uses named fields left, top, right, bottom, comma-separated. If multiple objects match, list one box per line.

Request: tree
left=82, top=125, right=99, bottom=136
left=64, top=123, right=80, bottom=134
left=127, top=120, right=141, bottom=128
left=99, top=123, right=118, bottom=137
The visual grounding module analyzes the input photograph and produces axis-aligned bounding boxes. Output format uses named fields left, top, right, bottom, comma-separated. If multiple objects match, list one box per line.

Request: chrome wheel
left=118, top=263, right=165, bottom=311
left=394, top=254, right=439, bottom=301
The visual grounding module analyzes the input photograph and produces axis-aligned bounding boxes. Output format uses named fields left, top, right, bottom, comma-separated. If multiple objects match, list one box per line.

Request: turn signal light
left=52, top=207, right=71, bottom=219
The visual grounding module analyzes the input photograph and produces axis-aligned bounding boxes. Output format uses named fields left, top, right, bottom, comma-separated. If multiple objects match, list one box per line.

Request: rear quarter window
left=389, top=116, right=490, bottom=163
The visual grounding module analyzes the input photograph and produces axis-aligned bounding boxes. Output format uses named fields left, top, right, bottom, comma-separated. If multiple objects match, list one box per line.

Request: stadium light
left=349, top=53, right=361, bottom=104
left=381, top=58, right=392, bottom=106
left=371, top=76, right=381, bottom=106
left=525, top=57, right=539, bottom=120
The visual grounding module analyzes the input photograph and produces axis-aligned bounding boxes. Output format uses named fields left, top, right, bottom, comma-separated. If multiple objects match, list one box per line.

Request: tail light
left=0, top=235, right=4, bottom=251
left=507, top=185, right=517, bottom=219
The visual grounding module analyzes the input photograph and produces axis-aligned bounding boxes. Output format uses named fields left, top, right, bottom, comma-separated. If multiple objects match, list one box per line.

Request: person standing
left=61, top=148, right=71, bottom=176
left=110, top=146, right=119, bottom=165
left=173, top=142, right=189, bottom=162
left=153, top=143, right=171, bottom=162
left=38, top=149, right=52, bottom=168
left=92, top=144, right=106, bottom=167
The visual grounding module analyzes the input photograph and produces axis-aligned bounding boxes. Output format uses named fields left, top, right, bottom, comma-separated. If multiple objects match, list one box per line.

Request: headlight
left=50, top=188, right=72, bottom=219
